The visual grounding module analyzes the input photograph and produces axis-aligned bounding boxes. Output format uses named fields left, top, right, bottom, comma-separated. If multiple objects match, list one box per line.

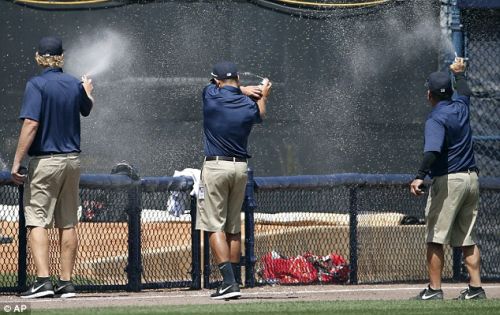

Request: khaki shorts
left=24, top=153, right=81, bottom=229
left=195, top=160, right=248, bottom=234
left=425, top=171, right=479, bottom=247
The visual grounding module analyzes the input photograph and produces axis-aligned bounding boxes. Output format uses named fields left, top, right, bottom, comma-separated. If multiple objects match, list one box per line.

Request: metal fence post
left=451, top=1, right=470, bottom=282
left=190, top=197, right=201, bottom=289
left=450, top=0, right=464, bottom=58
left=203, top=231, right=211, bottom=288
left=126, top=182, right=142, bottom=292
left=452, top=248, right=463, bottom=281
left=349, top=186, right=358, bottom=284
left=17, top=185, right=27, bottom=291
left=244, top=168, right=257, bottom=288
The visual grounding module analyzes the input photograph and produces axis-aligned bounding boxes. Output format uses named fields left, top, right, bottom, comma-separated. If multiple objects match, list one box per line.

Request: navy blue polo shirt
left=19, top=67, right=93, bottom=156
left=423, top=94, right=476, bottom=177
left=203, top=84, right=262, bottom=158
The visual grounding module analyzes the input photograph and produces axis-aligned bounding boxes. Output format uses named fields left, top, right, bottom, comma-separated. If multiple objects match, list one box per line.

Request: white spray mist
left=61, top=29, right=138, bottom=172
left=348, top=13, right=443, bottom=82
left=0, top=154, right=7, bottom=171
left=64, top=29, right=131, bottom=78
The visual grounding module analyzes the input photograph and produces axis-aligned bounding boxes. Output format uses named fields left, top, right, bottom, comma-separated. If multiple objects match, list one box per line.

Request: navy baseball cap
left=426, top=71, right=453, bottom=97
left=38, top=36, right=63, bottom=56
left=211, top=61, right=238, bottom=80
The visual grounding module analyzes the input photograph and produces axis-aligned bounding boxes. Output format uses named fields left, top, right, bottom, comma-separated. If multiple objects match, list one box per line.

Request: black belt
left=205, top=156, right=247, bottom=162
left=33, top=152, right=79, bottom=159
left=454, top=167, right=479, bottom=175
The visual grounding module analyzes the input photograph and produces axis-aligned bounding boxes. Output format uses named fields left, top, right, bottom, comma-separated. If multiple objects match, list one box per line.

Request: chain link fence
left=37, top=177, right=134, bottom=291
left=201, top=173, right=500, bottom=287
left=0, top=179, right=21, bottom=293
left=247, top=175, right=500, bottom=285
left=140, top=177, right=200, bottom=289
left=249, top=175, right=442, bottom=285
left=463, top=9, right=500, bottom=177
left=474, top=178, right=500, bottom=280
left=2, top=171, right=500, bottom=293
left=252, top=184, right=352, bottom=285
left=0, top=171, right=200, bottom=294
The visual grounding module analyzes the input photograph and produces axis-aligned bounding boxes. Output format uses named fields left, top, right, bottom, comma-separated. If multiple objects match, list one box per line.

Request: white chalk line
left=4, top=285, right=500, bottom=304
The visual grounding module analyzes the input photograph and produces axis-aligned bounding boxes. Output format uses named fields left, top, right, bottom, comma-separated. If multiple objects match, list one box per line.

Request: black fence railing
left=1, top=170, right=500, bottom=294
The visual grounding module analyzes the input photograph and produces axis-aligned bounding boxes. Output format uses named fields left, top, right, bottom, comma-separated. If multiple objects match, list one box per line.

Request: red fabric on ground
left=259, top=251, right=349, bottom=284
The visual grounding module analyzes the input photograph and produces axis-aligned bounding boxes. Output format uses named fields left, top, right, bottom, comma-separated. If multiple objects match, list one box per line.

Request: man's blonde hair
left=35, top=51, right=64, bottom=68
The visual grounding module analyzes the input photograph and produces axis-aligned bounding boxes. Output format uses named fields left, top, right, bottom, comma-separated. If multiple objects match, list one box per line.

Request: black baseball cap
left=211, top=61, right=238, bottom=80
left=38, top=36, right=63, bottom=56
left=426, top=71, right=453, bottom=97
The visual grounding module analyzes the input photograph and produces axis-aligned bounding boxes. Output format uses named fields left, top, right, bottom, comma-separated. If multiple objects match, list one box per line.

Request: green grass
left=32, top=299, right=500, bottom=315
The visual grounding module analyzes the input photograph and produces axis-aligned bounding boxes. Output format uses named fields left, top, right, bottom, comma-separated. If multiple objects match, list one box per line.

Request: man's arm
left=454, top=73, right=472, bottom=97
left=256, top=79, right=272, bottom=119
left=415, top=151, right=439, bottom=180
left=450, top=57, right=472, bottom=97
left=11, top=119, right=39, bottom=185
left=410, top=151, right=439, bottom=197
left=410, top=116, right=444, bottom=197
left=240, top=85, right=263, bottom=101
left=80, top=75, right=94, bottom=116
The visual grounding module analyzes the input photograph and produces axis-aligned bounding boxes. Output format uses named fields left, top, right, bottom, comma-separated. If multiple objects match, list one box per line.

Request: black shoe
left=411, top=286, right=443, bottom=300
left=455, top=287, right=486, bottom=300
left=20, top=280, right=54, bottom=299
left=0, top=236, right=13, bottom=244
left=54, top=280, right=76, bottom=298
left=210, top=283, right=241, bottom=300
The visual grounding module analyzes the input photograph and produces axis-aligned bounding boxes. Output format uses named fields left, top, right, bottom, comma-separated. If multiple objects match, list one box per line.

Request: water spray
left=240, top=71, right=270, bottom=86
left=0, top=153, right=7, bottom=171
left=65, top=30, right=130, bottom=79
left=240, top=71, right=265, bottom=80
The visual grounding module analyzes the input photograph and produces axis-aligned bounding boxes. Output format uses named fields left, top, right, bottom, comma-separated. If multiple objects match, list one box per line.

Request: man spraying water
left=410, top=57, right=486, bottom=301
left=196, top=61, right=272, bottom=300
left=11, top=36, right=94, bottom=299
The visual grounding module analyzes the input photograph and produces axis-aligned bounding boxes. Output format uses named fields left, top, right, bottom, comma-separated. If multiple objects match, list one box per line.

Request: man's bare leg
left=59, top=227, right=78, bottom=281
left=427, top=242, right=444, bottom=290
left=30, top=227, right=50, bottom=277
left=462, top=244, right=481, bottom=287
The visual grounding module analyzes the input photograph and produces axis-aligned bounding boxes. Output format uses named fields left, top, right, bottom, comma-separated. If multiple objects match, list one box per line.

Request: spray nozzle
left=18, top=166, right=28, bottom=176
left=453, top=51, right=469, bottom=61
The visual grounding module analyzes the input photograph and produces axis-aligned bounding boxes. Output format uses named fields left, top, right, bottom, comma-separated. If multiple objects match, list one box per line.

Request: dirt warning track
left=1, top=283, right=499, bottom=310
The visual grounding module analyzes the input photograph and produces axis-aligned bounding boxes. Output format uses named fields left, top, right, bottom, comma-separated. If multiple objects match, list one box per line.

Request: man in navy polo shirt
left=410, top=57, right=486, bottom=300
left=11, top=36, right=94, bottom=299
left=196, top=61, right=272, bottom=299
